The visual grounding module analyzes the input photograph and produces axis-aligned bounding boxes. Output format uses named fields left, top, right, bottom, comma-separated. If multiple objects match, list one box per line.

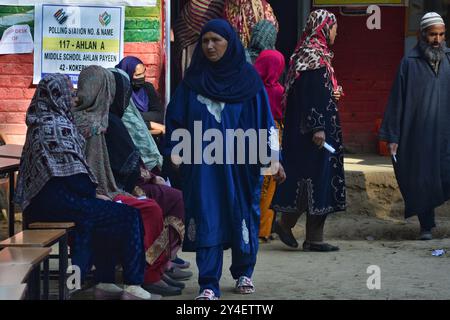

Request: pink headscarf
left=254, top=50, right=285, bottom=121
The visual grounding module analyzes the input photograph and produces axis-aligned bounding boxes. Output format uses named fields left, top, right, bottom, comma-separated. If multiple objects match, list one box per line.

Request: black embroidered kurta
left=272, top=67, right=346, bottom=215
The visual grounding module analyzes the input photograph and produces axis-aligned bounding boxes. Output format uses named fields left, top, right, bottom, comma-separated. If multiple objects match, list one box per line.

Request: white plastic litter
left=431, top=249, right=446, bottom=257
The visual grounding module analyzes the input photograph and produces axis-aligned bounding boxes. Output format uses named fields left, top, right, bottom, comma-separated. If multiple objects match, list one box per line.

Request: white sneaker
left=122, top=285, right=162, bottom=300
left=94, top=283, right=123, bottom=300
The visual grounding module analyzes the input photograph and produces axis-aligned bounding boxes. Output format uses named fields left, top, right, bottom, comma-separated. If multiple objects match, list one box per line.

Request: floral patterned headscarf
left=284, top=9, right=339, bottom=104
left=224, top=0, right=279, bottom=47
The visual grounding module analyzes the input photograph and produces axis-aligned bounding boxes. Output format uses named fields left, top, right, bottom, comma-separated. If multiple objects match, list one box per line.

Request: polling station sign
left=33, top=4, right=124, bottom=85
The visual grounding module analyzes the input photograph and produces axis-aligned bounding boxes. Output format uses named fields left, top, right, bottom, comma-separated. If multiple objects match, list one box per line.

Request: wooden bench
left=0, top=229, right=66, bottom=248
left=28, top=222, right=75, bottom=230
left=0, top=247, right=51, bottom=265
left=0, top=284, right=27, bottom=300
left=0, top=230, right=68, bottom=300
left=28, top=222, right=79, bottom=297
left=0, top=144, right=23, bottom=159
left=0, top=265, right=33, bottom=286
left=0, top=247, right=51, bottom=300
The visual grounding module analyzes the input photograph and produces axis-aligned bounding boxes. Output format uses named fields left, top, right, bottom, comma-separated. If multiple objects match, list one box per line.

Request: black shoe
left=142, top=281, right=182, bottom=297
left=162, top=273, right=186, bottom=289
left=303, top=241, right=340, bottom=252
left=273, top=221, right=299, bottom=248
left=419, top=231, right=433, bottom=241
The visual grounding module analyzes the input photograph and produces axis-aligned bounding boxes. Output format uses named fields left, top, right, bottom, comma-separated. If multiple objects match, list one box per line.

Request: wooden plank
left=0, top=265, right=33, bottom=285
left=0, top=144, right=23, bottom=159
left=0, top=230, right=66, bottom=248
left=0, top=247, right=51, bottom=266
left=29, top=222, right=75, bottom=230
left=0, top=284, right=27, bottom=300
left=0, top=158, right=20, bottom=173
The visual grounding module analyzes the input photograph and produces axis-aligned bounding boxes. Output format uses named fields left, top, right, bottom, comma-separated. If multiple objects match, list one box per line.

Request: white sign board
left=0, top=25, right=34, bottom=54
left=1, top=1, right=156, bottom=6
left=33, top=4, right=125, bottom=85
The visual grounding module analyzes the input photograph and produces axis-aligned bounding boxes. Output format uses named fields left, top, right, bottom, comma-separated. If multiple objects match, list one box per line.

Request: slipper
left=195, top=289, right=218, bottom=300
left=93, top=283, right=123, bottom=300
left=121, top=285, right=162, bottom=300
left=162, top=273, right=186, bottom=289
left=165, top=266, right=193, bottom=281
left=172, top=256, right=191, bottom=269
left=259, top=237, right=271, bottom=244
left=142, top=280, right=182, bottom=297
left=235, top=276, right=255, bottom=295
left=303, top=242, right=340, bottom=252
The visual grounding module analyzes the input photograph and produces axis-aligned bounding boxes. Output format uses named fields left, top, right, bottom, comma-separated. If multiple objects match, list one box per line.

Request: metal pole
left=8, top=171, right=15, bottom=237
left=165, top=0, right=171, bottom=108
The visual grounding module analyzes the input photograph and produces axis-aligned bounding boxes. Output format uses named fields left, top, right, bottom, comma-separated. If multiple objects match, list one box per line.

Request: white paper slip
left=392, top=154, right=398, bottom=163
left=137, top=196, right=147, bottom=200
left=115, top=200, right=123, bottom=204
left=324, top=143, right=336, bottom=154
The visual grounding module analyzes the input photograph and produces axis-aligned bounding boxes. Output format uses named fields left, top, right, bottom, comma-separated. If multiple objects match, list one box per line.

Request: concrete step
left=287, top=155, right=450, bottom=241
left=344, top=155, right=450, bottom=219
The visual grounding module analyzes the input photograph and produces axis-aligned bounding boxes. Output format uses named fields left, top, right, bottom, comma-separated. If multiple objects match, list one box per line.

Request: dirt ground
left=168, top=213, right=450, bottom=300
left=1, top=211, right=450, bottom=301
left=1, top=155, right=449, bottom=300
left=173, top=240, right=450, bottom=300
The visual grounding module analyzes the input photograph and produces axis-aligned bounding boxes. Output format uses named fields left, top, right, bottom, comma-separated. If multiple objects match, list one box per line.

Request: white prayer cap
left=420, top=12, right=445, bottom=31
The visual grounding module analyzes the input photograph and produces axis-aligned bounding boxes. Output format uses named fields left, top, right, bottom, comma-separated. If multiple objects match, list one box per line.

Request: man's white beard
left=419, top=39, right=446, bottom=65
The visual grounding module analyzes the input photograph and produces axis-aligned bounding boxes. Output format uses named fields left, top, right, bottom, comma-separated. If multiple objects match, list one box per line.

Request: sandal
left=303, top=241, right=340, bottom=252
left=259, top=237, right=271, bottom=244
left=235, top=276, right=255, bottom=295
left=195, top=289, right=218, bottom=300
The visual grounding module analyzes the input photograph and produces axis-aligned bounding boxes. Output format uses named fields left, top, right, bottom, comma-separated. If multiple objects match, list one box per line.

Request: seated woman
left=107, top=66, right=183, bottom=190
left=115, top=56, right=165, bottom=134
left=106, top=69, right=189, bottom=282
left=15, top=74, right=156, bottom=300
left=73, top=65, right=182, bottom=297
left=107, top=67, right=163, bottom=174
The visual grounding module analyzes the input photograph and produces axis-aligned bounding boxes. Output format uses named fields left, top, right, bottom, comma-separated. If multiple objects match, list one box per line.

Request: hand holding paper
left=324, top=143, right=336, bottom=154
left=388, top=143, right=399, bottom=163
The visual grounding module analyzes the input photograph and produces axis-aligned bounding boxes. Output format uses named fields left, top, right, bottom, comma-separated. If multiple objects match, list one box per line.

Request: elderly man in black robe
left=380, top=12, right=450, bottom=241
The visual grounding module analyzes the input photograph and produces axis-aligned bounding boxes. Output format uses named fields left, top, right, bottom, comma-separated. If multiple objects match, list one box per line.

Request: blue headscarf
left=183, top=19, right=263, bottom=103
left=115, top=56, right=149, bottom=112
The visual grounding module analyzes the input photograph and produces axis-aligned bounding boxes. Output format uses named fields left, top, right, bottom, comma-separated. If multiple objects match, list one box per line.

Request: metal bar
left=43, top=259, right=49, bottom=300
left=59, top=233, right=69, bottom=300
left=165, top=0, right=171, bottom=108
left=33, top=265, right=41, bottom=301
left=8, top=171, right=15, bottom=237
